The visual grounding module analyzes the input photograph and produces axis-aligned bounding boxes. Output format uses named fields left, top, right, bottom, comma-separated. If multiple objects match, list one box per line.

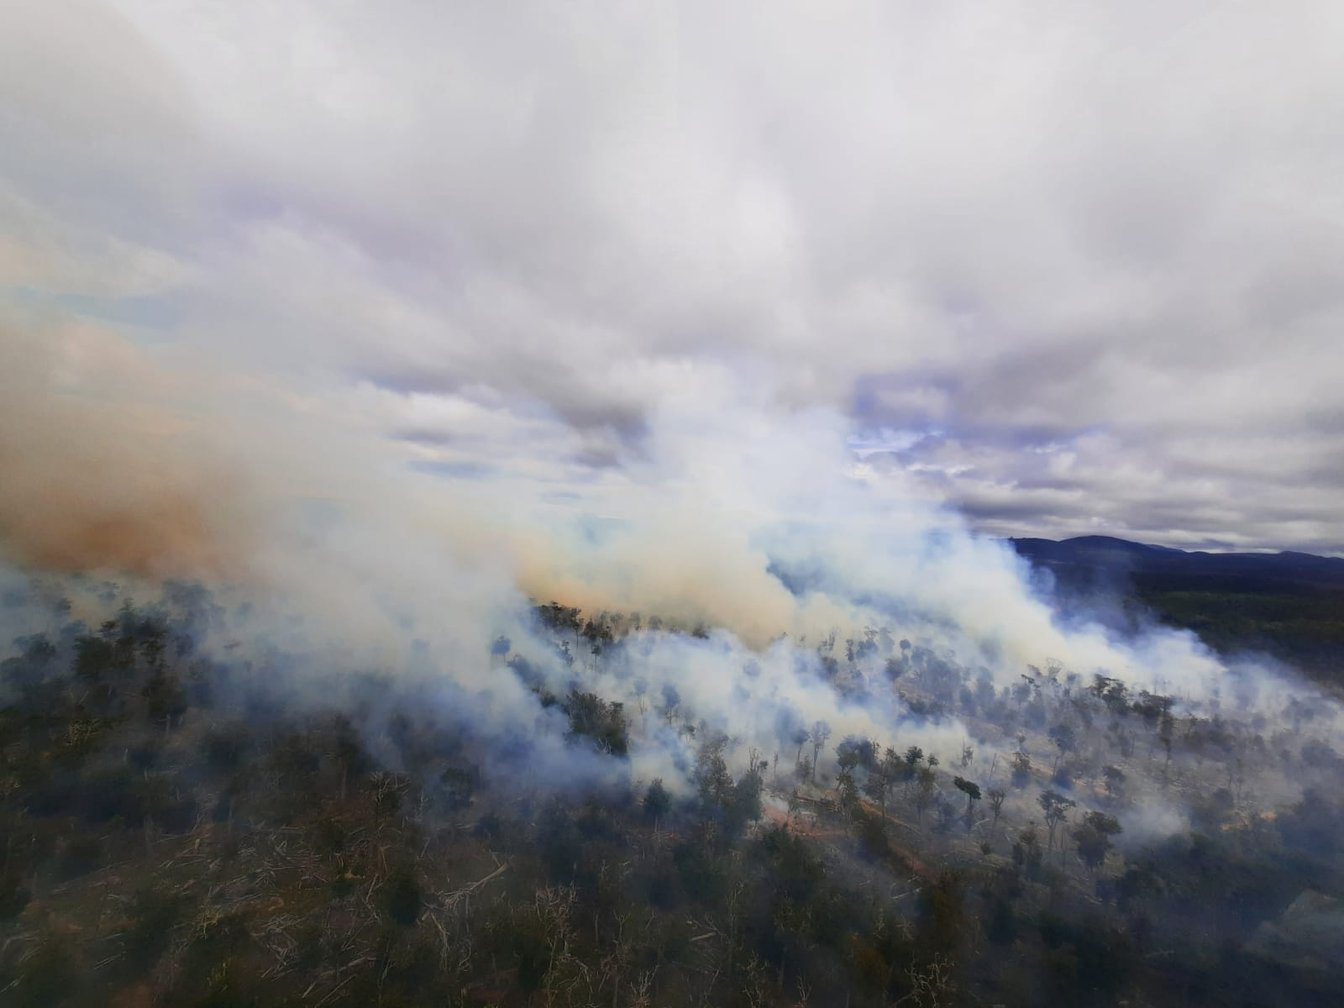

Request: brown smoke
left=0, top=311, right=857, bottom=650
left=0, top=313, right=250, bottom=580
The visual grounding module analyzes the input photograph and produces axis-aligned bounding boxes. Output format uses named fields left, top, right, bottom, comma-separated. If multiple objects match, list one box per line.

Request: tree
left=1072, top=811, right=1122, bottom=871
left=863, top=746, right=903, bottom=817
left=438, top=765, right=478, bottom=812
left=74, top=633, right=117, bottom=701
left=835, top=736, right=876, bottom=773
left=1048, top=723, right=1076, bottom=772
left=661, top=684, right=682, bottom=725
left=561, top=689, right=629, bottom=756
left=694, top=736, right=734, bottom=810
left=903, top=745, right=924, bottom=794
left=142, top=670, right=187, bottom=735
left=1158, top=709, right=1175, bottom=781
left=793, top=727, right=810, bottom=769
left=914, top=767, right=937, bottom=825
left=1091, top=673, right=1129, bottom=712
left=987, top=788, right=1006, bottom=836
left=728, top=755, right=767, bottom=835
left=952, top=776, right=981, bottom=829
left=1013, top=825, right=1044, bottom=878
left=643, top=778, right=671, bottom=823
left=332, top=715, right=367, bottom=802
left=836, top=769, right=858, bottom=810
left=383, top=864, right=423, bottom=926
left=810, top=721, right=831, bottom=782
left=1037, top=790, right=1076, bottom=851
left=796, top=754, right=812, bottom=784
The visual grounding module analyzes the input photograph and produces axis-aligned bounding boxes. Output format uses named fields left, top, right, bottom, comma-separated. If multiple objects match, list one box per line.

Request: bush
left=0, top=869, right=31, bottom=920
left=120, top=887, right=188, bottom=977
left=54, top=834, right=103, bottom=880
left=383, top=865, right=423, bottom=926
left=11, top=936, right=77, bottom=1008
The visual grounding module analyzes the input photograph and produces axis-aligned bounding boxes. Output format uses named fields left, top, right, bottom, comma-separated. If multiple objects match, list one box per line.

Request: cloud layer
left=3, top=0, right=1344, bottom=551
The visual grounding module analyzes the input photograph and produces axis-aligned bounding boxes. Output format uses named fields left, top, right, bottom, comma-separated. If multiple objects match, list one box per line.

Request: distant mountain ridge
left=1010, top=535, right=1344, bottom=590
left=1008, top=535, right=1344, bottom=683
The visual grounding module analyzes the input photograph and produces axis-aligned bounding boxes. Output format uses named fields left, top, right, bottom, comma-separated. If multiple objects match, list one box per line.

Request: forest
left=2, top=568, right=1343, bottom=1007
left=1011, top=536, right=1344, bottom=685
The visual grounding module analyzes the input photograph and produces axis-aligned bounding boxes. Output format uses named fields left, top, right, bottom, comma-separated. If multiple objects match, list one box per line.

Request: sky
left=4, top=0, right=1344, bottom=558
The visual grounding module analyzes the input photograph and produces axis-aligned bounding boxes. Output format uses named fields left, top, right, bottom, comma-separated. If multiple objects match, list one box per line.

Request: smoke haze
left=4, top=298, right=1341, bottom=829
left=2, top=0, right=1344, bottom=849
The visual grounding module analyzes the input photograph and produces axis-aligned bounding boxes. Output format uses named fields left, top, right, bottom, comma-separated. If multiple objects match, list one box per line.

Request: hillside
left=3, top=580, right=1344, bottom=1006
left=1010, top=537, right=1344, bottom=683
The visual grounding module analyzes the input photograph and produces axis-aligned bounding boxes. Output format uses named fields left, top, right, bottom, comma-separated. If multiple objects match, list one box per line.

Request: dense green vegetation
left=1134, top=586, right=1344, bottom=678
left=2, top=585, right=1343, bottom=1006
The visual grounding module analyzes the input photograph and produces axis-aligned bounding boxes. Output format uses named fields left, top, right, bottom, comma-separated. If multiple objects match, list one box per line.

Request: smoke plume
left=3, top=301, right=1341, bottom=830
left=0, top=316, right=252, bottom=579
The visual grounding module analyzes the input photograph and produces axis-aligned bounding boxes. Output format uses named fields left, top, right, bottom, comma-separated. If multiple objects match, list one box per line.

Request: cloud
left=2, top=1, right=1343, bottom=552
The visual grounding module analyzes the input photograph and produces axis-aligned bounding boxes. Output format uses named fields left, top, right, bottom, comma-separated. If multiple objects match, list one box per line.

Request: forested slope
left=1012, top=536, right=1344, bottom=685
left=3, top=582, right=1344, bottom=1006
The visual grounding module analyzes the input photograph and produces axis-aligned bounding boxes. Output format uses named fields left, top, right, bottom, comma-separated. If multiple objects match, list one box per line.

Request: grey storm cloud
left=3, top=0, right=1344, bottom=552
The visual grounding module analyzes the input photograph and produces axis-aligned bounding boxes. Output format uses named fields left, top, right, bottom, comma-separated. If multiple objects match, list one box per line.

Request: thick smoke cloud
left=3, top=1, right=1344, bottom=851
left=6, top=302, right=1340, bottom=828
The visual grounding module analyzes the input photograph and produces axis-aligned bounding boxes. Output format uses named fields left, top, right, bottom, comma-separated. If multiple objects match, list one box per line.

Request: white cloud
left=3, top=0, right=1343, bottom=550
